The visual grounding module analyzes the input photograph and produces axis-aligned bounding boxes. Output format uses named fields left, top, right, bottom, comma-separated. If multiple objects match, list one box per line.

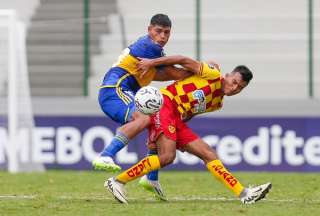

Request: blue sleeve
left=128, top=35, right=164, bottom=59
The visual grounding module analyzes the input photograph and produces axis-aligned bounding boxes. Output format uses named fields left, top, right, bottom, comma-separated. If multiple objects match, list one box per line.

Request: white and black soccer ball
left=134, top=86, right=163, bottom=115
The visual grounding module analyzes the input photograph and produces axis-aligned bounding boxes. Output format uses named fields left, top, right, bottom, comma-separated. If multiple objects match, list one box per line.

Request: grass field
left=0, top=170, right=319, bottom=216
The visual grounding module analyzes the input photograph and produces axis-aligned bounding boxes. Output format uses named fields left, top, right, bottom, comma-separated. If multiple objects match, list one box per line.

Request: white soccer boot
left=92, top=156, right=121, bottom=172
left=240, top=182, right=272, bottom=204
left=138, top=175, right=167, bottom=201
left=104, top=177, right=128, bottom=204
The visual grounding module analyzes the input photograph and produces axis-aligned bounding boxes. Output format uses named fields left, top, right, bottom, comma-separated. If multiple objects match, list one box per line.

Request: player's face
left=223, top=72, right=248, bottom=96
left=148, top=24, right=171, bottom=47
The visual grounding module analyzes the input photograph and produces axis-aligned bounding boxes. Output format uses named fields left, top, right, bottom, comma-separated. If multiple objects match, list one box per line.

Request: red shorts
left=148, top=95, right=198, bottom=150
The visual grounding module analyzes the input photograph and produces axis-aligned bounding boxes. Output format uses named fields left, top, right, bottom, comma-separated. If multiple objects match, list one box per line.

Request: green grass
left=0, top=170, right=319, bottom=216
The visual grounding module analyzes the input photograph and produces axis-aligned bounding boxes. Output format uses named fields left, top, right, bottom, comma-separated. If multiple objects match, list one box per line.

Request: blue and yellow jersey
left=101, top=35, right=164, bottom=91
left=161, top=62, right=224, bottom=120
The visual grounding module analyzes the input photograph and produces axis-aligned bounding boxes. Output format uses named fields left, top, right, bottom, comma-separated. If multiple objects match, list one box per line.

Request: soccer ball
left=134, top=86, right=163, bottom=115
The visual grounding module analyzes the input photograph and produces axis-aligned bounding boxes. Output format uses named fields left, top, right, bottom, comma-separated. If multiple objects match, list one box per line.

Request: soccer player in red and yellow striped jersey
left=105, top=55, right=272, bottom=204
left=161, top=61, right=224, bottom=121
left=137, top=55, right=249, bottom=121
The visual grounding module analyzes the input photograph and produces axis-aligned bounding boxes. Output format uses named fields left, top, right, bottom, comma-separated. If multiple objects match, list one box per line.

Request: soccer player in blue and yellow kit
left=104, top=55, right=272, bottom=204
left=93, top=14, right=190, bottom=200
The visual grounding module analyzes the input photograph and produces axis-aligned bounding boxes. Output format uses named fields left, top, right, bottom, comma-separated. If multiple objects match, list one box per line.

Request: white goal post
left=0, top=9, right=44, bottom=173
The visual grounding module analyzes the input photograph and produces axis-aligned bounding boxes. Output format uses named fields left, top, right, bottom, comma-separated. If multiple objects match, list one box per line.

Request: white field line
left=0, top=195, right=36, bottom=199
left=1, top=195, right=320, bottom=204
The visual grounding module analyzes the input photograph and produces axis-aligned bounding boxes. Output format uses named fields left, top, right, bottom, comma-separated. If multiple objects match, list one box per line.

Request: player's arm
left=153, top=65, right=193, bottom=81
left=137, top=55, right=201, bottom=76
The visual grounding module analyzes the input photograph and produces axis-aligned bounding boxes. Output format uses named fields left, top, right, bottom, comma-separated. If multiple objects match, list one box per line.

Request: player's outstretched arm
left=153, top=66, right=193, bottom=81
left=137, top=55, right=201, bottom=76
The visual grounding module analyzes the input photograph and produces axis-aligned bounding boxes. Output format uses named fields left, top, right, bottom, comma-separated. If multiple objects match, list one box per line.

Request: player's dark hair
left=150, top=14, right=172, bottom=28
left=232, top=65, right=253, bottom=83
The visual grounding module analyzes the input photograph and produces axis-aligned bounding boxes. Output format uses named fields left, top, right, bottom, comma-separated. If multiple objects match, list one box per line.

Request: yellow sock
left=207, top=160, right=244, bottom=197
left=116, top=155, right=160, bottom=184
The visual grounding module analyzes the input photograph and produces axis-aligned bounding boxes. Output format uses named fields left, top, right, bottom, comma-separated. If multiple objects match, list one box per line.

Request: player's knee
left=159, top=152, right=176, bottom=167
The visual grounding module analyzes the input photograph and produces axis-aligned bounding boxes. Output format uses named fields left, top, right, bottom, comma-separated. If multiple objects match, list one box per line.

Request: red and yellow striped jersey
left=161, top=62, right=224, bottom=120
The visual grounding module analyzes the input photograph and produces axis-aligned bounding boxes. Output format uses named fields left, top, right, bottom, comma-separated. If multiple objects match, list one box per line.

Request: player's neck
left=221, top=76, right=226, bottom=96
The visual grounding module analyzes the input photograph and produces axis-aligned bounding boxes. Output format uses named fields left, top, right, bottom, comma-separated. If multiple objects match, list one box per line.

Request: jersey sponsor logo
left=192, top=90, right=206, bottom=113
left=123, top=90, right=135, bottom=100
left=168, top=125, right=176, bottom=133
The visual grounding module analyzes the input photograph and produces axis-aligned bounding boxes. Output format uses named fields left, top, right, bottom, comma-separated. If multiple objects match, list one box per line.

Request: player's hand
left=137, top=57, right=154, bottom=78
left=207, top=60, right=221, bottom=71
